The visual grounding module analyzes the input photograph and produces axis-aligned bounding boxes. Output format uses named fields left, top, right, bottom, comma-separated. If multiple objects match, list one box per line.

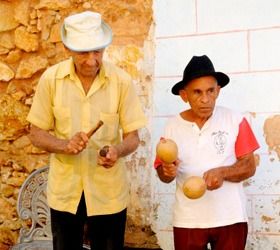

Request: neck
left=76, top=72, right=98, bottom=95
left=181, top=110, right=211, bottom=129
left=76, top=65, right=99, bottom=94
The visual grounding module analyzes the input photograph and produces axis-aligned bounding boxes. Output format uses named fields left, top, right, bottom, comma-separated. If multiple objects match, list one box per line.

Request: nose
left=85, top=52, right=97, bottom=65
left=200, top=92, right=210, bottom=103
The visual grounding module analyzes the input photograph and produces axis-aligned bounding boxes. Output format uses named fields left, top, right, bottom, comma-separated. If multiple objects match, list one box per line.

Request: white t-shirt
left=161, top=106, right=258, bottom=228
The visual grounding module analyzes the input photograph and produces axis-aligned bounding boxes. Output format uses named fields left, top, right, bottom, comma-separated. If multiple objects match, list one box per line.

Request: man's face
left=69, top=49, right=104, bottom=78
left=179, top=75, right=221, bottom=119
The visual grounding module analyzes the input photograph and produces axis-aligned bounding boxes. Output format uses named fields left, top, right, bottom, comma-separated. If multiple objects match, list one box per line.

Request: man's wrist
left=57, top=139, right=69, bottom=154
left=114, top=144, right=124, bottom=158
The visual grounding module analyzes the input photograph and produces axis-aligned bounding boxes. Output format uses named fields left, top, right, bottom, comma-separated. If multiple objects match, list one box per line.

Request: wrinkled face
left=179, top=75, right=221, bottom=119
left=69, top=49, right=104, bottom=78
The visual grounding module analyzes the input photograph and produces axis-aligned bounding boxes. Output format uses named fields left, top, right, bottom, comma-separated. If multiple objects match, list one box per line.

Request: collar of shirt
left=178, top=106, right=217, bottom=132
left=55, top=57, right=108, bottom=96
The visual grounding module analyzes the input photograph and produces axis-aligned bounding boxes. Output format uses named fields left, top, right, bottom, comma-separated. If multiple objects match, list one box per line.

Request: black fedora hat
left=171, top=55, right=230, bottom=95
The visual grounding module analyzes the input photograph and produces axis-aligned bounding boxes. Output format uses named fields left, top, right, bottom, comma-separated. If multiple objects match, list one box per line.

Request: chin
left=199, top=110, right=213, bottom=119
left=82, top=69, right=98, bottom=77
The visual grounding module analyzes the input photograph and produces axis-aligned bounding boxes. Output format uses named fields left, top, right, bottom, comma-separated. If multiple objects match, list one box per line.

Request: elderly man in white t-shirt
left=154, top=55, right=259, bottom=250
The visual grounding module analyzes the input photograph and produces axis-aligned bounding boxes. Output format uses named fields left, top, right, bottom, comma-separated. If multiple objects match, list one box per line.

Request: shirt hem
left=173, top=218, right=248, bottom=229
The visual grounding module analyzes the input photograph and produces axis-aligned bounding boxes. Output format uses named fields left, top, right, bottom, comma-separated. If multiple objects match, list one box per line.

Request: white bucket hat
left=61, top=11, right=113, bottom=52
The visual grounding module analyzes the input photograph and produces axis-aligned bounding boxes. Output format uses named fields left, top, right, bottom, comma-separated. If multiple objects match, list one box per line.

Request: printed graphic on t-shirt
left=212, top=130, right=229, bottom=154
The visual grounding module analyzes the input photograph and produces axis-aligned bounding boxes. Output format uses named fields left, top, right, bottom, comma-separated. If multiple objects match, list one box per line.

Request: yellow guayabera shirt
left=27, top=58, right=147, bottom=216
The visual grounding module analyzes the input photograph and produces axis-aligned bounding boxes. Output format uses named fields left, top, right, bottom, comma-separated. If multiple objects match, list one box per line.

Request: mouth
left=199, top=107, right=212, bottom=112
left=83, top=65, right=99, bottom=73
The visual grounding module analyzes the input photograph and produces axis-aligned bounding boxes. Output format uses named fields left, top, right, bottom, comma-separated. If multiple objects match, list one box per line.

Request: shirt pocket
left=52, top=106, right=71, bottom=137
left=49, top=155, right=75, bottom=196
left=96, top=112, right=119, bottom=142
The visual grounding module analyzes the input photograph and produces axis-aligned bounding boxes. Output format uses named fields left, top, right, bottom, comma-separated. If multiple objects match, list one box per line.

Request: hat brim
left=61, top=21, right=113, bottom=52
left=171, top=72, right=230, bottom=95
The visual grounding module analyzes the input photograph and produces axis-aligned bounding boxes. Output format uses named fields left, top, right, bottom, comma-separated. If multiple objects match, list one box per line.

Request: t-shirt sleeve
left=235, top=118, right=260, bottom=158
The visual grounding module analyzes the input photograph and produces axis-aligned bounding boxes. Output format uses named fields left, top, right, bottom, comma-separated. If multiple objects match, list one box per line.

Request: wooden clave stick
left=86, top=120, right=104, bottom=139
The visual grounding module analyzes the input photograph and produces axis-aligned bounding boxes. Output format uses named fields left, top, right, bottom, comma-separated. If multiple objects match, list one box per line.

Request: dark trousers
left=50, top=193, right=127, bottom=250
left=174, top=222, right=248, bottom=250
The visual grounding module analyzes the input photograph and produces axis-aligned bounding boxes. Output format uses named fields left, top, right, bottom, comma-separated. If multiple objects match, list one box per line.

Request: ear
left=216, top=85, right=221, bottom=98
left=63, top=46, right=72, bottom=58
left=63, top=45, right=69, bottom=53
left=179, top=89, right=188, bottom=103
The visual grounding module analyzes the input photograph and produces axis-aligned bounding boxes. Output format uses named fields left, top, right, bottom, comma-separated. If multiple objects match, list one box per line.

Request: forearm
left=222, top=153, right=256, bottom=182
left=28, top=125, right=68, bottom=153
left=115, top=130, right=140, bottom=158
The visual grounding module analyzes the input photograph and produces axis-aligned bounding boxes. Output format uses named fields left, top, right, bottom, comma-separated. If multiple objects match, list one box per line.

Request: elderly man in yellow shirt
left=27, top=11, right=146, bottom=250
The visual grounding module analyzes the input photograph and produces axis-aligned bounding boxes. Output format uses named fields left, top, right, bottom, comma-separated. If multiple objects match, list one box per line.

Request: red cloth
left=154, top=155, right=162, bottom=169
left=235, top=118, right=259, bottom=158
left=154, top=136, right=164, bottom=169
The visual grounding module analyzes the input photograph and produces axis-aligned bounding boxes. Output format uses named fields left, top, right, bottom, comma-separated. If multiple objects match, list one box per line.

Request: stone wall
left=0, top=0, right=156, bottom=249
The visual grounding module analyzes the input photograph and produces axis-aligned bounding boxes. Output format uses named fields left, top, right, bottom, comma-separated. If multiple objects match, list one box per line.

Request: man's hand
left=28, top=125, right=90, bottom=154
left=156, top=159, right=180, bottom=183
left=64, top=132, right=89, bottom=154
left=97, top=130, right=140, bottom=169
left=97, top=145, right=119, bottom=168
left=161, top=160, right=179, bottom=178
left=203, top=167, right=225, bottom=190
